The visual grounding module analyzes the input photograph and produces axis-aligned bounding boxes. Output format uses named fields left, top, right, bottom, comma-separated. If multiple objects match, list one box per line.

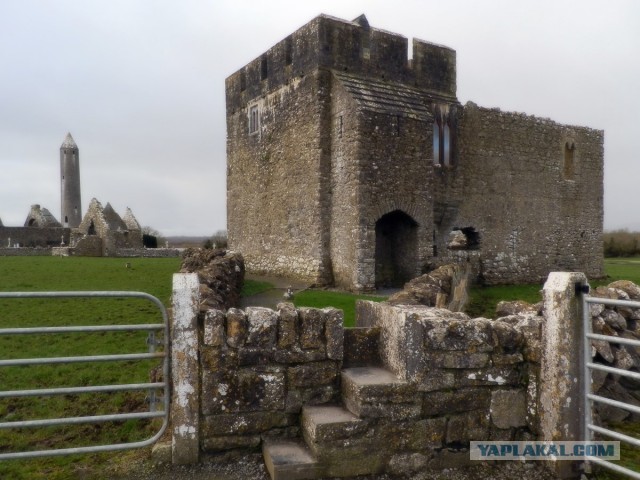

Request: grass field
left=465, top=257, right=640, bottom=318
left=0, top=256, right=181, bottom=480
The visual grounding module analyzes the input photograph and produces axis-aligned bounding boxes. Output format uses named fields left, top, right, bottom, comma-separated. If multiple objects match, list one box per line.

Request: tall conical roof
left=61, top=132, right=77, bottom=149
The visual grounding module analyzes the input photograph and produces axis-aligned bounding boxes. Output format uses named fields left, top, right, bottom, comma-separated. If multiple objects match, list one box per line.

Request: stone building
left=226, top=14, right=604, bottom=290
left=60, top=132, right=82, bottom=228
left=68, top=199, right=143, bottom=256
left=1, top=134, right=145, bottom=256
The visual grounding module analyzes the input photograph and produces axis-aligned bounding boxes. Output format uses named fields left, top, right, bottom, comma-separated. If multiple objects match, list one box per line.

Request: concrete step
left=300, top=404, right=381, bottom=477
left=262, top=439, right=323, bottom=480
left=301, top=405, right=367, bottom=444
left=341, top=366, right=421, bottom=419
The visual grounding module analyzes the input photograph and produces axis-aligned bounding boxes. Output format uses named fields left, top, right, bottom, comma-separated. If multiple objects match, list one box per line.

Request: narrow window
left=240, top=71, right=246, bottom=91
left=564, top=141, right=575, bottom=180
left=285, top=36, right=293, bottom=65
left=443, top=123, right=451, bottom=166
left=248, top=105, right=260, bottom=135
left=433, top=120, right=441, bottom=166
left=337, top=115, right=343, bottom=138
left=260, top=55, right=268, bottom=80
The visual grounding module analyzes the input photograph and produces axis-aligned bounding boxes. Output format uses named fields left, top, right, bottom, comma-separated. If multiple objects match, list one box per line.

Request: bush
left=603, top=230, right=640, bottom=257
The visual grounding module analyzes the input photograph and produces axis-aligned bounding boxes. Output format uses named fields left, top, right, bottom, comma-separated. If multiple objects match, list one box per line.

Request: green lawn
left=0, top=256, right=181, bottom=480
left=293, top=290, right=386, bottom=327
left=465, top=257, right=640, bottom=319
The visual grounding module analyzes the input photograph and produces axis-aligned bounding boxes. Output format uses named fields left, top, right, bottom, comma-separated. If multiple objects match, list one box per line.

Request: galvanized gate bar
left=0, top=411, right=166, bottom=429
left=588, top=393, right=640, bottom=416
left=582, top=293, right=640, bottom=477
left=0, top=290, right=170, bottom=460
left=587, top=362, right=640, bottom=380
left=0, top=382, right=164, bottom=398
left=0, top=324, right=164, bottom=334
left=0, top=352, right=164, bottom=367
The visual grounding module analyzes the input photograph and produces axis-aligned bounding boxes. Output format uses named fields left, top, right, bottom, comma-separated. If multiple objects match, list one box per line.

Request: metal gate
left=0, top=291, right=169, bottom=459
left=582, top=289, right=640, bottom=478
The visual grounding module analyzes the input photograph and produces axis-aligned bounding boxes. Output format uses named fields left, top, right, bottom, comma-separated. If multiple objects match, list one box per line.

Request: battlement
left=226, top=14, right=457, bottom=110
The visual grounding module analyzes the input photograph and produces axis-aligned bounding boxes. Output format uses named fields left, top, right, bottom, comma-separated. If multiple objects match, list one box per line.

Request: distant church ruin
left=0, top=133, right=144, bottom=256
left=226, top=14, right=604, bottom=290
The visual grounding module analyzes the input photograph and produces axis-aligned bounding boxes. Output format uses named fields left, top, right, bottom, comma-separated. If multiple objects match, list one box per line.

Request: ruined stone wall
left=437, top=102, right=604, bottom=284
left=199, top=305, right=343, bottom=452
left=115, top=248, right=183, bottom=258
left=0, top=226, right=70, bottom=248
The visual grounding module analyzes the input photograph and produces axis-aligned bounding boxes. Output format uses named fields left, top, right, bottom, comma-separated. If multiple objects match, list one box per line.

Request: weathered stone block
left=491, top=389, right=527, bottom=429
left=422, top=387, right=491, bottom=416
left=491, top=321, right=523, bottom=350
left=424, top=318, right=494, bottom=352
left=445, top=410, right=490, bottom=444
left=273, top=348, right=326, bottom=363
left=237, top=347, right=272, bottom=366
left=429, top=448, right=472, bottom=470
left=430, top=351, right=489, bottom=369
left=387, top=453, right=429, bottom=476
left=418, top=370, right=456, bottom=392
left=299, top=308, right=325, bottom=349
left=492, top=352, right=524, bottom=366
left=287, top=361, right=338, bottom=388
left=202, top=434, right=261, bottom=451
left=343, top=327, right=381, bottom=367
left=245, top=307, right=278, bottom=347
left=227, top=308, right=247, bottom=348
left=457, top=366, right=522, bottom=388
left=277, top=302, right=297, bottom=349
left=324, top=307, right=344, bottom=360
left=409, top=417, right=447, bottom=449
left=235, top=369, right=286, bottom=412
left=201, top=411, right=296, bottom=436
left=203, top=309, right=225, bottom=347
left=201, top=346, right=238, bottom=373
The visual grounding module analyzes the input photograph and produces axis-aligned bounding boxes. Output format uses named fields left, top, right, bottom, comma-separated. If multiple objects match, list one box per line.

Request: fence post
left=171, top=273, right=200, bottom=464
left=540, top=272, right=588, bottom=479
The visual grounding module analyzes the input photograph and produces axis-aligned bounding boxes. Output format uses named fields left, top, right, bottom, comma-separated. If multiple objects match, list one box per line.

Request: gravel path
left=107, top=452, right=570, bottom=480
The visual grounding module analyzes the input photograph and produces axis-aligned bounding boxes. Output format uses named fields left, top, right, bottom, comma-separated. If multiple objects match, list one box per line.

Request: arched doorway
left=375, top=210, right=418, bottom=288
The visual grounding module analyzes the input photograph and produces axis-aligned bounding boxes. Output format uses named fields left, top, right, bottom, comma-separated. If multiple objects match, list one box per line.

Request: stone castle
left=0, top=133, right=144, bottom=256
left=226, top=14, right=604, bottom=290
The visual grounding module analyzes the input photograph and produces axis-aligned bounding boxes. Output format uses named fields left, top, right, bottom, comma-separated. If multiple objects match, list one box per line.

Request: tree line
left=603, top=230, right=640, bottom=257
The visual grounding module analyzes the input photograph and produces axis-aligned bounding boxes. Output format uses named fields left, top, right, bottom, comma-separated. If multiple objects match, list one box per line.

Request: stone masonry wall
left=226, top=68, right=332, bottom=284
left=171, top=271, right=591, bottom=477
left=199, top=304, right=344, bottom=453
left=437, top=102, right=604, bottom=284
left=356, top=303, right=541, bottom=446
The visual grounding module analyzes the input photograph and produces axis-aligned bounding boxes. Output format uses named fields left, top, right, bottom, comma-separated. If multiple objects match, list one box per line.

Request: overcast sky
left=0, top=0, right=638, bottom=236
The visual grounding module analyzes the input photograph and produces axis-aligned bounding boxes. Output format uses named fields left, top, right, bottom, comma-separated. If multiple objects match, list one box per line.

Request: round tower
left=60, top=132, right=82, bottom=228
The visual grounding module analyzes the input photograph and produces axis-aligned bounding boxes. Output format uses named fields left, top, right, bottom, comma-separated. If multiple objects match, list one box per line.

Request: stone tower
left=60, top=132, right=82, bottom=228
left=226, top=14, right=604, bottom=290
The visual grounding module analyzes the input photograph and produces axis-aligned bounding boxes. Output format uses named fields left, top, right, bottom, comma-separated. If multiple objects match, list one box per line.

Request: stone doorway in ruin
left=374, top=210, right=418, bottom=288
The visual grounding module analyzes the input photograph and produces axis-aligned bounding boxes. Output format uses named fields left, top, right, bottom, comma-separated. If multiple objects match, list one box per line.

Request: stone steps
left=341, top=366, right=421, bottom=419
left=262, top=439, right=323, bottom=480
left=264, top=365, right=418, bottom=479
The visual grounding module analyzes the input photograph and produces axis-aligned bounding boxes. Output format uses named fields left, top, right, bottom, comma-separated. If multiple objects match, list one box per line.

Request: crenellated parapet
left=226, top=14, right=457, bottom=113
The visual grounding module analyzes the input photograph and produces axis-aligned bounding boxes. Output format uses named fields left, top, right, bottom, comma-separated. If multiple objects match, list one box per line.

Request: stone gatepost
left=171, top=273, right=200, bottom=464
left=540, top=272, right=589, bottom=479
